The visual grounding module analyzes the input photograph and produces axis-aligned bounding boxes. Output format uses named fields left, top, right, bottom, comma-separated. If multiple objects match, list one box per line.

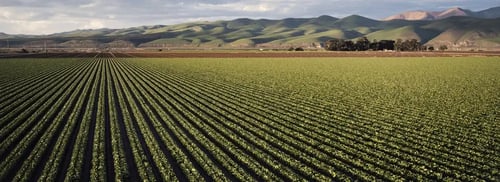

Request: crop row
left=127, top=58, right=498, bottom=181
left=0, top=55, right=497, bottom=181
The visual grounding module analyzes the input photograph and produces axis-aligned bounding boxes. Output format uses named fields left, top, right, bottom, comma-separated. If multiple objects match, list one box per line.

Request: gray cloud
left=0, top=0, right=93, bottom=7
left=0, top=0, right=498, bottom=34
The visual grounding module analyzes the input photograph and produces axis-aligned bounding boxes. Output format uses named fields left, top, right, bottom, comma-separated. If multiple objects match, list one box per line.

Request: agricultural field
left=0, top=54, right=499, bottom=181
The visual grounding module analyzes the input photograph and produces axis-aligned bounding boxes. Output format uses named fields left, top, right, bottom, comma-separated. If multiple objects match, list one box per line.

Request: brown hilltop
left=384, top=7, right=474, bottom=21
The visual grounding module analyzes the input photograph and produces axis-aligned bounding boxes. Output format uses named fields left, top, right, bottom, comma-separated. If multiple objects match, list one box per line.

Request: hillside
left=384, top=6, right=500, bottom=21
left=1, top=8, right=500, bottom=50
left=476, top=7, right=500, bottom=19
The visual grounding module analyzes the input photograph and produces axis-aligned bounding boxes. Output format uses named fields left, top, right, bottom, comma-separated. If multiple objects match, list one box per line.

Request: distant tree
left=324, top=39, right=336, bottom=51
left=343, top=40, right=355, bottom=51
left=402, top=39, right=411, bottom=51
left=325, top=39, right=349, bottom=51
left=325, top=38, right=396, bottom=51
left=378, top=40, right=395, bottom=50
left=394, top=39, right=403, bottom=51
left=288, top=47, right=295, bottom=51
left=428, top=46, right=435, bottom=51
left=295, top=47, right=304, bottom=51
left=409, top=39, right=420, bottom=51
left=396, top=39, right=422, bottom=51
left=370, top=39, right=379, bottom=50
left=355, top=37, right=370, bottom=51
left=439, top=45, right=448, bottom=51
left=421, top=45, right=428, bottom=51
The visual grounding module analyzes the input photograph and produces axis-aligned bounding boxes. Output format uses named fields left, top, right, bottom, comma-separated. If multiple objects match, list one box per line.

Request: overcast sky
left=1, top=0, right=499, bottom=35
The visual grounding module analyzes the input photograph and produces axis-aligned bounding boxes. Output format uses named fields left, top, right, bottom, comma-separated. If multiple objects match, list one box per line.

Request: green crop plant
left=0, top=56, right=498, bottom=181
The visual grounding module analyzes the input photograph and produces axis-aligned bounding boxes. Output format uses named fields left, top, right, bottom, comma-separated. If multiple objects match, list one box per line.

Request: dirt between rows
left=1, top=51, right=500, bottom=58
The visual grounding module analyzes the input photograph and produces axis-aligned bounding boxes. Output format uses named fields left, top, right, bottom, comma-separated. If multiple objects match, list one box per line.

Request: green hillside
left=1, top=15, right=499, bottom=50
left=365, top=26, right=441, bottom=43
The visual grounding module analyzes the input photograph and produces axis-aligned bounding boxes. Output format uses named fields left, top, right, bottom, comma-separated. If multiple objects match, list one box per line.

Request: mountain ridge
left=1, top=6, right=499, bottom=50
left=384, top=6, right=500, bottom=21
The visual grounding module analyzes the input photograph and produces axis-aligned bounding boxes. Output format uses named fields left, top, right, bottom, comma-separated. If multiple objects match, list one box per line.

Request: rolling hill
left=384, top=6, right=500, bottom=21
left=1, top=6, right=500, bottom=50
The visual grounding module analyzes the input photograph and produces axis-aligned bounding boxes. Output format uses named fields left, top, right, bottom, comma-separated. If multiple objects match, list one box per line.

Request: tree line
left=324, top=37, right=438, bottom=51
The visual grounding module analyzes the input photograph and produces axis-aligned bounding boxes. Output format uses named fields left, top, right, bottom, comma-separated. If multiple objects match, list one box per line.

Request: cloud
left=0, top=0, right=93, bottom=8
left=198, top=2, right=276, bottom=13
left=0, top=9, right=12, bottom=19
left=83, top=19, right=105, bottom=29
left=0, top=0, right=499, bottom=34
left=0, top=19, right=54, bottom=35
left=79, top=2, right=97, bottom=8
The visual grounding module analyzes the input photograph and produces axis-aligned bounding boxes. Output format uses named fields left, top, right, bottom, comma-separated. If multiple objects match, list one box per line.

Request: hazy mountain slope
left=475, top=7, right=500, bottom=19
left=385, top=7, right=500, bottom=21
left=1, top=7, right=500, bottom=50
left=384, top=11, right=436, bottom=21
left=437, top=7, right=474, bottom=19
left=425, top=17, right=500, bottom=48
left=333, top=15, right=380, bottom=29
left=365, top=26, right=441, bottom=43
